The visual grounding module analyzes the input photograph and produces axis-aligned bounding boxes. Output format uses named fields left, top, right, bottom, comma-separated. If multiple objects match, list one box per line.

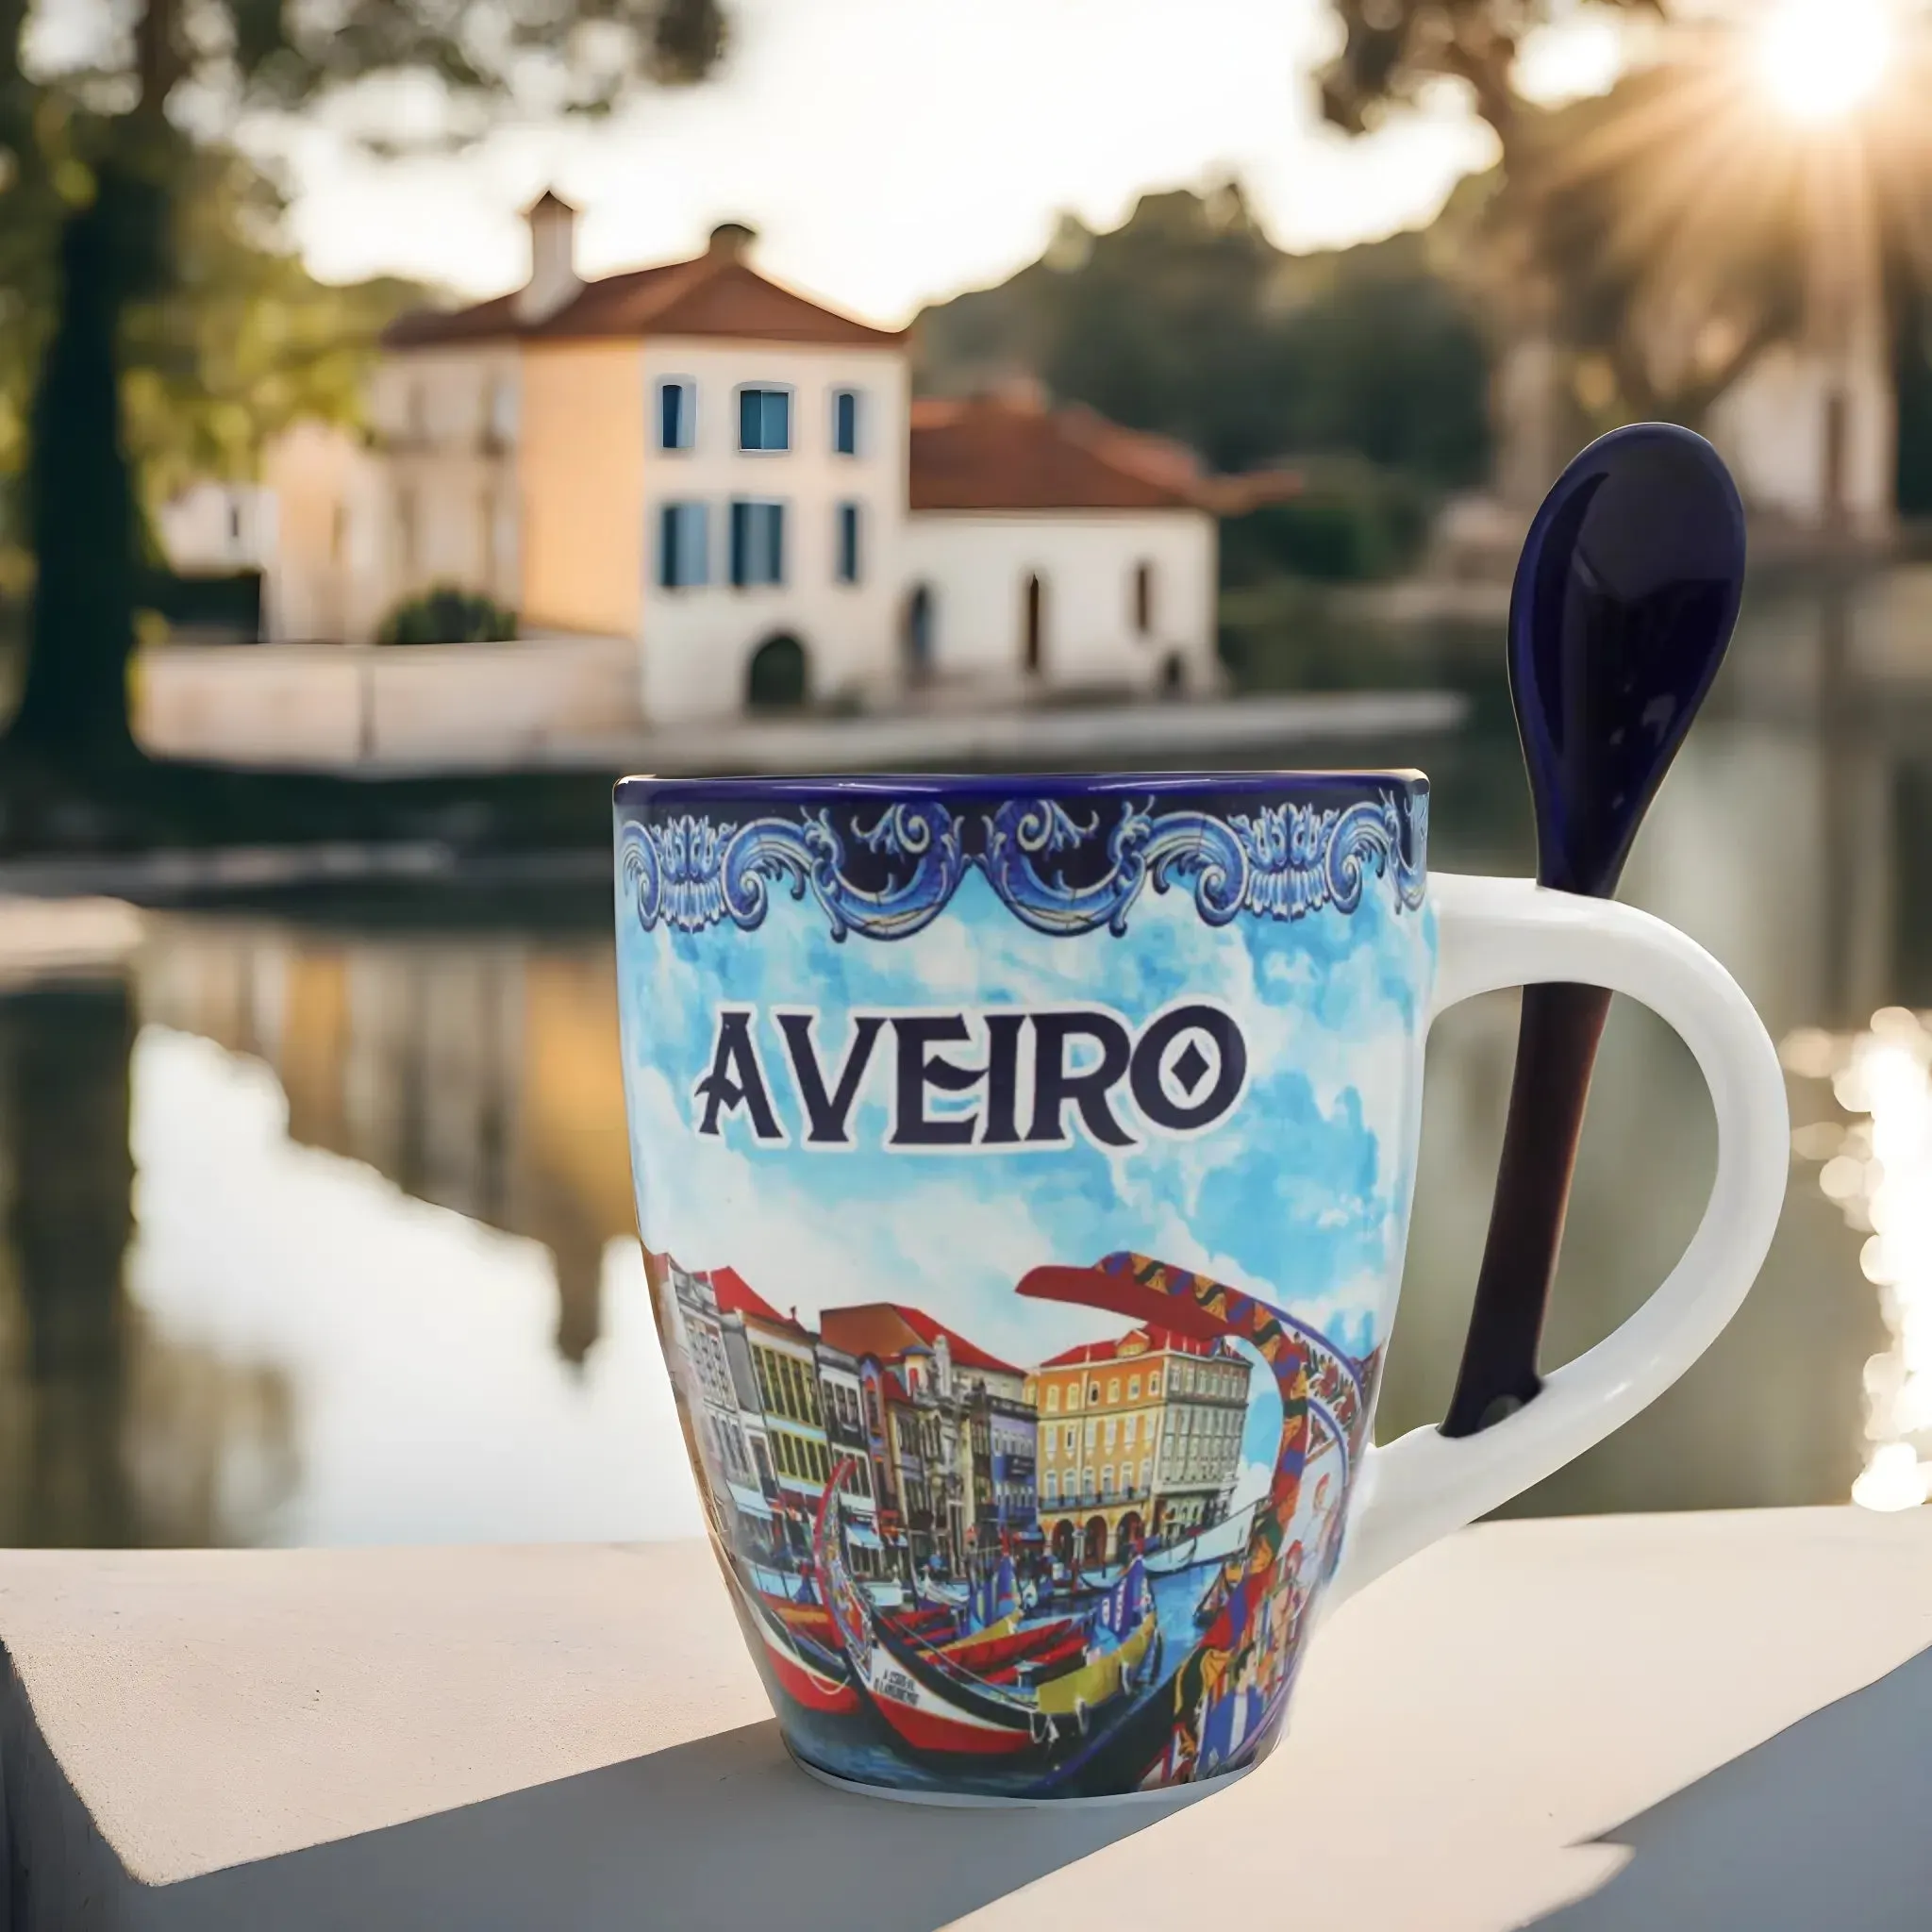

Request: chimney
left=707, top=221, right=757, bottom=264
left=517, top=189, right=581, bottom=325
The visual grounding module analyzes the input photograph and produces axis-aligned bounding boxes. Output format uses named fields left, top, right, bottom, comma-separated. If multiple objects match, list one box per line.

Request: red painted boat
left=736, top=1572, right=860, bottom=1716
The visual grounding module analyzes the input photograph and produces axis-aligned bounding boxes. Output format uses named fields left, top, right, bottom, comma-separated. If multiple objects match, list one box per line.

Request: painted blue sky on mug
left=616, top=845, right=1434, bottom=1413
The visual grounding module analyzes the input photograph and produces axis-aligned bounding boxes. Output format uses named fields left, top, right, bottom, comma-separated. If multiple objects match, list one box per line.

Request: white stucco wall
left=900, top=510, right=1217, bottom=693
left=137, top=636, right=642, bottom=768
left=1707, top=332, right=1894, bottom=532
left=263, top=339, right=523, bottom=646
left=635, top=338, right=908, bottom=724
left=261, top=424, right=391, bottom=644
left=158, top=483, right=276, bottom=576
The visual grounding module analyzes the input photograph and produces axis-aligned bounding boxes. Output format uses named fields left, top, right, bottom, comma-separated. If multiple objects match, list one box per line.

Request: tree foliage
left=1317, top=0, right=1663, bottom=160
left=0, top=0, right=725, bottom=775
left=0, top=140, right=421, bottom=588
left=915, top=185, right=1491, bottom=487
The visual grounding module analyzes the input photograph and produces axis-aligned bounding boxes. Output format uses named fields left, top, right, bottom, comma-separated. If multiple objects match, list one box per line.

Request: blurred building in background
left=262, top=194, right=1223, bottom=722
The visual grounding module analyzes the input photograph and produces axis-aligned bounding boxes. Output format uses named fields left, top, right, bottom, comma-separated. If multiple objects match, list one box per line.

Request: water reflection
left=1, top=577, right=1930, bottom=1542
left=0, top=979, right=297, bottom=1544
left=1783, top=1008, right=1932, bottom=1512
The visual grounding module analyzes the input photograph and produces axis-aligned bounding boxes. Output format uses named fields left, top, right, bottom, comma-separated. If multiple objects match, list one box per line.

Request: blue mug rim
left=614, top=768, right=1428, bottom=807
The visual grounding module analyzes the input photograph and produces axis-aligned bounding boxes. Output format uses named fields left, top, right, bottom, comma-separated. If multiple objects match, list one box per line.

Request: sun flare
left=1753, top=0, right=1894, bottom=123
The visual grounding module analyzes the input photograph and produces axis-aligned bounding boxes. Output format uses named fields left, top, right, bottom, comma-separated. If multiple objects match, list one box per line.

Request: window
left=397, top=486, right=418, bottom=572
left=657, top=378, right=695, bottom=452
left=1124, top=1414, right=1138, bottom=1447
left=1063, top=1424, right=1075, bottom=1453
left=738, top=386, right=791, bottom=452
left=831, top=388, right=861, bottom=456
left=1068, top=1384, right=1081, bottom=1411
left=1149, top=1372, right=1160, bottom=1397
left=1134, top=558, right=1155, bottom=634
left=1043, top=1472, right=1058, bottom=1502
left=835, top=501, right=862, bottom=584
left=490, top=375, right=519, bottom=445
left=657, top=502, right=708, bottom=589
left=1045, top=1386, right=1060, bottom=1414
left=1084, top=1419, right=1097, bottom=1450
left=1140, top=1457, right=1152, bottom=1491
left=730, top=500, right=786, bottom=587
left=1108, top=1378, right=1120, bottom=1404
left=1082, top=1468, right=1095, bottom=1497
left=1103, top=1419, right=1117, bottom=1451
left=1102, top=1466, right=1114, bottom=1498
left=1089, top=1383, right=1101, bottom=1406
left=1127, top=1375, right=1141, bottom=1402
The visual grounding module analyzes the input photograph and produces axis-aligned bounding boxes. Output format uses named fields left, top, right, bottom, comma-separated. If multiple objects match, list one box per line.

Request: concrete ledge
left=5, top=1510, right=1932, bottom=1928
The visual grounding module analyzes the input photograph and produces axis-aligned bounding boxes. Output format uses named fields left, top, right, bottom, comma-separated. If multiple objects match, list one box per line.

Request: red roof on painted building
left=1040, top=1324, right=1231, bottom=1370
left=707, top=1266, right=787, bottom=1325
left=908, top=393, right=1209, bottom=513
left=821, top=1303, right=1021, bottom=1380
left=384, top=234, right=901, bottom=351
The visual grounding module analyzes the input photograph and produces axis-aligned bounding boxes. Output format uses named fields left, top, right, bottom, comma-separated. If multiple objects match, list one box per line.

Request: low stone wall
left=135, top=636, right=644, bottom=772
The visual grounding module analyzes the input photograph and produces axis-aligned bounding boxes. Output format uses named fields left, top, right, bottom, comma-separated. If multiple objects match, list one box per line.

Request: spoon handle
left=1441, top=979, right=1613, bottom=1439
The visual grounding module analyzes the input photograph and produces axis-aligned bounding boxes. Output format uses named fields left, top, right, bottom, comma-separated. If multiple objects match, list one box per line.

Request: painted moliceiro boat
left=813, top=1468, right=1161, bottom=1760
left=667, top=1243, right=1379, bottom=1793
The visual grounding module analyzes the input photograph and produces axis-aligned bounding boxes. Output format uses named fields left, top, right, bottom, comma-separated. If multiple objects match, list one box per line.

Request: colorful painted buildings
left=648, top=1255, right=1249, bottom=1588
left=262, top=193, right=1224, bottom=717
left=1031, top=1326, right=1251, bottom=1569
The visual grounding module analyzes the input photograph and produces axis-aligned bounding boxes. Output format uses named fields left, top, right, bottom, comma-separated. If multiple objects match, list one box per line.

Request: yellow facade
left=517, top=341, right=647, bottom=637
left=1032, top=1336, right=1170, bottom=1564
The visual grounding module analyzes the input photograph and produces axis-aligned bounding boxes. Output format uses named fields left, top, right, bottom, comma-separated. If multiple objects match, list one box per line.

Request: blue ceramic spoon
left=1441, top=423, right=1747, bottom=1438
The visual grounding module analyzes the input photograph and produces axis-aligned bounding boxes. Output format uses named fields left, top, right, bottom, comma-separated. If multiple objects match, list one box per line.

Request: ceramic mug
left=613, top=770, right=1787, bottom=1803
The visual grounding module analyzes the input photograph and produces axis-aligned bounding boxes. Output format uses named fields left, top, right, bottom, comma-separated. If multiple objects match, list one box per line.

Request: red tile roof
left=893, top=1305, right=1023, bottom=1379
left=908, top=395, right=1210, bottom=513
left=822, top=1303, right=1020, bottom=1380
left=707, top=1266, right=787, bottom=1325
left=1040, top=1324, right=1230, bottom=1369
left=383, top=249, right=901, bottom=351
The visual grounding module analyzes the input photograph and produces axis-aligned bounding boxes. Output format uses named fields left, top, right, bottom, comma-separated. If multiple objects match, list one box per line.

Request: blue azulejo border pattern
left=619, top=791, right=1425, bottom=942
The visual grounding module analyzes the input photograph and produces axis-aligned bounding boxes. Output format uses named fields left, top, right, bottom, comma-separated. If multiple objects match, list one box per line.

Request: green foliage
left=1220, top=462, right=1434, bottom=587
left=1316, top=1, right=1664, bottom=158
left=377, top=586, right=519, bottom=646
left=0, top=139, right=422, bottom=592
left=915, top=186, right=1491, bottom=489
left=0, top=0, right=727, bottom=774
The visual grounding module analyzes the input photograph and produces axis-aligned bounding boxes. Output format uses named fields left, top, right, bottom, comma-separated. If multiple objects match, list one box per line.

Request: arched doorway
left=746, top=632, right=808, bottom=710
left=1022, top=573, right=1045, bottom=675
left=903, top=582, right=935, bottom=681
left=1051, top=1520, right=1076, bottom=1569
left=1114, top=1511, right=1144, bottom=1564
left=1082, top=1515, right=1108, bottom=1569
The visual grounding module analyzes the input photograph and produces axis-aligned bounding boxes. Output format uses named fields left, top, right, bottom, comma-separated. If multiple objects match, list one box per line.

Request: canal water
left=4, top=577, right=1931, bottom=1545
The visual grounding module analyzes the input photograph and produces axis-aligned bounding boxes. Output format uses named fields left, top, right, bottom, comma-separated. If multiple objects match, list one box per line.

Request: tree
left=0, top=0, right=726, bottom=778
left=0, top=139, right=423, bottom=592
left=1319, top=3, right=1932, bottom=447
left=1317, top=1, right=1664, bottom=491
left=1317, top=0, right=1662, bottom=170
left=915, top=184, right=1491, bottom=485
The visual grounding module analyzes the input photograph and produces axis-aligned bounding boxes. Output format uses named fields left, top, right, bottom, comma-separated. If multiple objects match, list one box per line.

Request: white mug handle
left=1329, top=873, right=1790, bottom=1603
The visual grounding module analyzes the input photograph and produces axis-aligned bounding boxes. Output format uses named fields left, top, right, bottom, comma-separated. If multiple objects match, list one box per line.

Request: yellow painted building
left=1029, top=1325, right=1250, bottom=1570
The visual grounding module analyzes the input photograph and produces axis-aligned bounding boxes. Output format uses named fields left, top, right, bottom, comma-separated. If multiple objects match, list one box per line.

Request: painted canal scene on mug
left=614, top=777, right=1432, bottom=1796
